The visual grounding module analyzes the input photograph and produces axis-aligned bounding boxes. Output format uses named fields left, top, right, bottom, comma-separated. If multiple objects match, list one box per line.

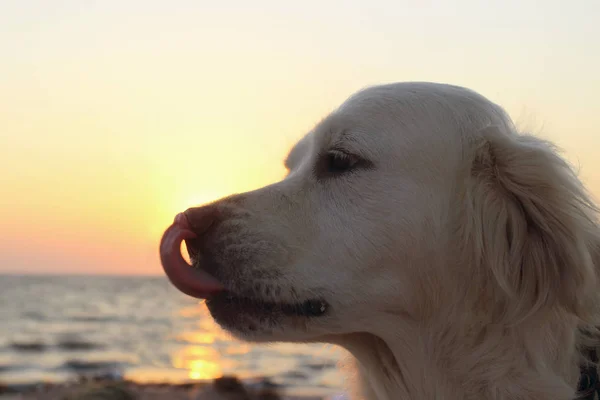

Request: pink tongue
left=159, top=213, right=223, bottom=299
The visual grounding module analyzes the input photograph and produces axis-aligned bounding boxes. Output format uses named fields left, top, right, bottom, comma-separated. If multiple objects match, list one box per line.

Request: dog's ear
left=466, top=126, right=600, bottom=322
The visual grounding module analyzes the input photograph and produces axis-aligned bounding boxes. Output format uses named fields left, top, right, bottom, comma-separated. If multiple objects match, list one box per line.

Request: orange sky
left=1, top=1, right=598, bottom=275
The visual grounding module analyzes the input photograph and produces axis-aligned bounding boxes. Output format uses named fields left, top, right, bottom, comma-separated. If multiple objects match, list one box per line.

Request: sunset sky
left=1, top=0, right=598, bottom=275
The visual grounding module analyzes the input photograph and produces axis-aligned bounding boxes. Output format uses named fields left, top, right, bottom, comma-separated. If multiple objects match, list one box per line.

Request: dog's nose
left=183, top=205, right=219, bottom=260
left=184, top=205, right=218, bottom=236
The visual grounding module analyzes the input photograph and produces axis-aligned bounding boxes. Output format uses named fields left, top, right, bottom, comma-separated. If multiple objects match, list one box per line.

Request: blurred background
left=0, top=0, right=598, bottom=397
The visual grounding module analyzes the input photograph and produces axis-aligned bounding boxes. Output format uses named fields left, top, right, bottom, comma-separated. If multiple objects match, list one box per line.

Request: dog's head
left=160, top=82, right=600, bottom=344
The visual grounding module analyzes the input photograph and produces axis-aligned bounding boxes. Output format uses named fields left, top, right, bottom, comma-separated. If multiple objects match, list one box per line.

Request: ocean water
left=0, top=275, right=347, bottom=396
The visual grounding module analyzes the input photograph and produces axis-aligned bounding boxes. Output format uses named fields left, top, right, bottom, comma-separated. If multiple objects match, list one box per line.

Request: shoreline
left=0, top=376, right=342, bottom=400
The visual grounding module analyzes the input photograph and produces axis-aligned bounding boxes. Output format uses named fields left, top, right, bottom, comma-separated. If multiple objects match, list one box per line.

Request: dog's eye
left=315, top=149, right=371, bottom=180
left=326, top=150, right=359, bottom=174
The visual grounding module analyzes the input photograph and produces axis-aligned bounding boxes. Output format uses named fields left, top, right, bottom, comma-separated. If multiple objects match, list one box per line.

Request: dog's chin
left=205, top=291, right=329, bottom=341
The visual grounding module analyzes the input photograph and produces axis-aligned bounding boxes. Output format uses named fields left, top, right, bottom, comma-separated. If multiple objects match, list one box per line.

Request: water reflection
left=172, top=305, right=223, bottom=381
left=188, top=359, right=221, bottom=380
left=176, top=331, right=215, bottom=344
left=171, top=342, right=241, bottom=381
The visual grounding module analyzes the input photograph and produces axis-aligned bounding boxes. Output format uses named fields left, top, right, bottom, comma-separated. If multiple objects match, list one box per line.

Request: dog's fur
left=192, top=82, right=600, bottom=399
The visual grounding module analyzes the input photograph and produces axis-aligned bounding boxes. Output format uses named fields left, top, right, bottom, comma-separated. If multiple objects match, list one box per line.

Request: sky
left=0, top=0, right=598, bottom=275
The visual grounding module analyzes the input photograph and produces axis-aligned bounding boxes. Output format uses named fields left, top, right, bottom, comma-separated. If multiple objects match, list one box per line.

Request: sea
left=0, top=275, right=347, bottom=396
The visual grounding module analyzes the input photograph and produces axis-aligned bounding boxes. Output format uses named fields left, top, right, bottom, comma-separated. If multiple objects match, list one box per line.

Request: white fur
left=200, top=82, right=600, bottom=400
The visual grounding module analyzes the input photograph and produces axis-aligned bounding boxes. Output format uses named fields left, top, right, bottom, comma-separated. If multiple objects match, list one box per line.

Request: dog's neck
left=333, top=317, right=582, bottom=400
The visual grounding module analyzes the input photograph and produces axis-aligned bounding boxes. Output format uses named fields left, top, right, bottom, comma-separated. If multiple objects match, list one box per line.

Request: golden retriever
left=160, top=82, right=600, bottom=400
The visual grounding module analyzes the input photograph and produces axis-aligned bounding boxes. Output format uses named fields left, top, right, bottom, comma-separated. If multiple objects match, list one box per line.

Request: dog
left=160, top=82, right=600, bottom=400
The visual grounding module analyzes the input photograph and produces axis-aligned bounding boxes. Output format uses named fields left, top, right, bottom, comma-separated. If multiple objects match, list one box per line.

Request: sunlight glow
left=0, top=0, right=598, bottom=275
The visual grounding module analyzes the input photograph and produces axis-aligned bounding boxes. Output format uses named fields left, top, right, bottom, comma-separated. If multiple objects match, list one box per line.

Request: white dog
left=160, top=82, right=600, bottom=400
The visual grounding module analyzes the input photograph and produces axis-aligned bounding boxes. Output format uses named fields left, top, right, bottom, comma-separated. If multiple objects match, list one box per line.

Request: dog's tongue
left=159, top=213, right=223, bottom=299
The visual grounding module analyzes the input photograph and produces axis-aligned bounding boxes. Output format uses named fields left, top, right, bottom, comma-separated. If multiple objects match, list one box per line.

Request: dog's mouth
left=206, top=292, right=328, bottom=319
left=159, top=212, right=328, bottom=319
